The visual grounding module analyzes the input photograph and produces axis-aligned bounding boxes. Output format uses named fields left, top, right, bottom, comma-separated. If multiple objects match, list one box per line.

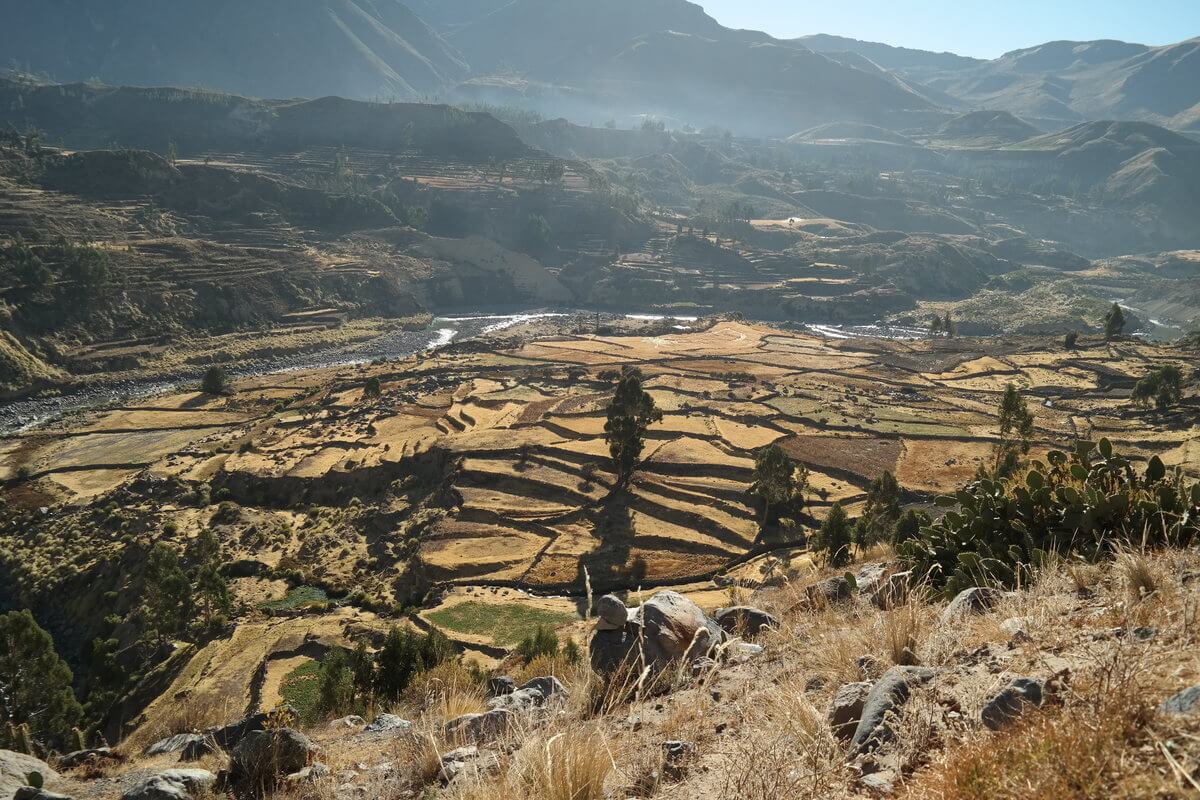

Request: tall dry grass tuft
left=453, top=726, right=615, bottom=800
left=877, top=599, right=929, bottom=667
left=118, top=692, right=239, bottom=756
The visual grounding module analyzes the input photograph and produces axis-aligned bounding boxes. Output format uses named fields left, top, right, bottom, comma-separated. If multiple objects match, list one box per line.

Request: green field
left=426, top=601, right=578, bottom=646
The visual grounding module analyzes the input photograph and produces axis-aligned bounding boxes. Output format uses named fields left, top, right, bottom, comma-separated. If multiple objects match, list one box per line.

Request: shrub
left=516, top=625, right=560, bottom=664
left=812, top=502, right=852, bottom=567
left=1131, top=365, right=1183, bottom=409
left=900, top=438, right=1200, bottom=596
left=200, top=365, right=229, bottom=395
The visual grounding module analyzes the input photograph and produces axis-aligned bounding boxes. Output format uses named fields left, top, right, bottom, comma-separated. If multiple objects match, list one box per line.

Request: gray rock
left=486, top=676, right=516, bottom=697
left=661, top=740, right=696, bottom=779
left=520, top=676, right=567, bottom=701
left=0, top=751, right=59, bottom=800
left=589, top=617, right=644, bottom=677
left=144, top=734, right=207, bottom=758
left=286, top=763, right=330, bottom=783
left=180, top=736, right=219, bottom=763
left=362, top=714, right=411, bottom=734
left=14, top=789, right=73, bottom=800
left=828, top=681, right=873, bottom=742
left=58, top=748, right=119, bottom=771
left=981, top=677, right=1044, bottom=730
left=1158, top=685, right=1200, bottom=716
left=207, top=705, right=299, bottom=750
left=120, top=769, right=215, bottom=800
left=714, top=606, right=779, bottom=636
left=595, top=594, right=632, bottom=631
left=438, top=746, right=479, bottom=784
left=855, top=563, right=888, bottom=594
left=807, top=576, right=852, bottom=605
left=690, top=657, right=718, bottom=678
left=940, top=588, right=1001, bottom=623
left=849, top=666, right=938, bottom=755
left=444, top=709, right=512, bottom=745
left=861, top=770, right=897, bottom=794
left=999, top=617, right=1031, bottom=637
left=590, top=590, right=725, bottom=679
left=229, top=729, right=319, bottom=790
left=485, top=687, right=544, bottom=712
left=330, top=715, right=364, bottom=730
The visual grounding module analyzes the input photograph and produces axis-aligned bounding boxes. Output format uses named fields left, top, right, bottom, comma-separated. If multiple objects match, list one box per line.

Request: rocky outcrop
left=828, top=681, right=873, bottom=742
left=590, top=591, right=727, bottom=679
left=444, top=709, right=513, bottom=745
left=714, top=606, right=779, bottom=637
left=120, top=769, right=215, bottom=800
left=228, top=729, right=319, bottom=793
left=940, top=587, right=1001, bottom=623
left=1158, top=685, right=1200, bottom=716
left=0, top=751, right=59, bottom=800
left=849, top=666, right=939, bottom=755
left=981, top=677, right=1044, bottom=730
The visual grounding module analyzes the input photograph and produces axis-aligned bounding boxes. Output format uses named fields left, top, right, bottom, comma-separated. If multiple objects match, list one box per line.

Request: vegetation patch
left=278, top=658, right=322, bottom=725
left=426, top=601, right=578, bottom=646
left=260, top=585, right=330, bottom=611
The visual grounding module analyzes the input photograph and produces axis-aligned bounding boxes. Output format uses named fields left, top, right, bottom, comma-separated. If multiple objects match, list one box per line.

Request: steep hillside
left=930, top=110, right=1043, bottom=147
left=798, top=33, right=985, bottom=75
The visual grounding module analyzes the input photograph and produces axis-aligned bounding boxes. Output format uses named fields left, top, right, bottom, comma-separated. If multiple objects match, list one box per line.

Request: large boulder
left=715, top=606, right=779, bottom=637
left=120, top=769, right=215, bottom=800
left=208, top=706, right=299, bottom=750
left=144, top=734, right=206, bottom=758
left=849, top=666, right=938, bottom=755
left=590, top=591, right=726, bottom=679
left=981, top=677, right=1043, bottom=730
left=443, top=710, right=512, bottom=745
left=14, top=789, right=73, bottom=800
left=1, top=751, right=59, bottom=800
left=229, top=729, right=319, bottom=792
left=940, top=587, right=1001, bottom=623
left=828, top=681, right=873, bottom=742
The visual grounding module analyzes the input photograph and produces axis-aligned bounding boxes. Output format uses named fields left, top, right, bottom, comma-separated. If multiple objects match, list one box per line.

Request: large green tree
left=1132, top=365, right=1184, bottom=410
left=813, top=502, right=853, bottom=568
left=190, top=529, right=231, bottom=627
left=749, top=443, right=808, bottom=526
left=996, top=383, right=1035, bottom=475
left=1104, top=303, right=1126, bottom=341
left=142, top=543, right=192, bottom=644
left=603, top=372, right=663, bottom=485
left=0, top=610, right=83, bottom=751
left=854, top=471, right=902, bottom=547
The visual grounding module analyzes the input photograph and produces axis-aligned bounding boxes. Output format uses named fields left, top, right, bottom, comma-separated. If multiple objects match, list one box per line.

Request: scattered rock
left=806, top=576, right=852, bottom=606
left=144, top=734, right=208, bottom=758
left=208, top=706, right=299, bottom=750
left=229, top=729, right=319, bottom=791
left=14, top=788, right=73, bottom=800
left=1130, top=626, right=1158, bottom=642
left=1158, top=685, right=1200, bottom=716
left=1, top=751, right=59, bottom=800
left=850, top=666, right=939, bottom=755
left=981, top=677, right=1044, bottom=730
left=855, top=563, right=888, bottom=594
left=828, top=681, right=873, bottom=742
left=595, top=594, right=632, bottom=631
left=520, top=676, right=567, bottom=702
left=714, top=606, right=779, bottom=636
left=286, top=763, right=330, bottom=784
left=940, top=587, right=1001, bottom=623
left=180, top=736, right=219, bottom=763
left=486, top=687, right=544, bottom=712
left=486, top=676, right=516, bottom=697
left=444, top=709, right=512, bottom=744
left=591, top=591, right=726, bottom=678
left=438, top=746, right=479, bottom=784
left=860, top=769, right=897, bottom=794
left=362, top=714, right=411, bottom=734
left=58, top=748, right=121, bottom=771
left=329, top=715, right=365, bottom=730
left=120, top=769, right=216, bottom=800
left=661, top=740, right=696, bottom=780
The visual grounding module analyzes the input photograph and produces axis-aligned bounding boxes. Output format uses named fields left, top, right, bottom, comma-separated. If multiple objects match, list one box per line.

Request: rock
left=1131, top=626, right=1158, bottom=642
left=207, top=706, right=299, bottom=750
left=806, top=576, right=852, bottom=605
left=179, top=735, right=219, bottom=763
left=229, top=729, right=319, bottom=791
left=661, top=740, right=696, bottom=780
left=14, top=789, right=73, bottom=800
left=1, top=751, right=59, bottom=800
left=144, top=734, right=208, bottom=758
left=940, top=588, right=1001, bottom=623
left=486, top=676, right=516, bottom=698
left=714, top=606, right=779, bottom=636
left=855, top=563, right=888, bottom=594
left=444, top=709, right=513, bottom=744
left=590, top=590, right=725, bottom=679
left=329, top=715, right=365, bottom=730
left=520, top=676, right=567, bottom=701
left=120, top=769, right=216, bottom=800
left=861, top=770, right=897, bottom=794
left=870, top=572, right=912, bottom=609
left=999, top=617, right=1031, bottom=637
left=58, top=748, right=120, bottom=771
left=1158, top=685, right=1200, bottom=716
left=849, top=666, right=938, bottom=755
left=595, top=594, right=632, bottom=630
left=828, top=682, right=873, bottom=742
left=362, top=714, right=411, bottom=734
left=486, top=687, right=544, bottom=712
left=690, top=657, right=718, bottom=678
left=981, top=677, right=1044, bottom=730
left=438, top=746, right=478, bottom=784
left=286, top=763, right=330, bottom=783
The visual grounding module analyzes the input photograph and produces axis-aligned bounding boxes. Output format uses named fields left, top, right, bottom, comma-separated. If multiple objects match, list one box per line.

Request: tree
left=1064, top=331, right=1079, bottom=349
left=854, top=471, right=902, bottom=547
left=520, top=213, right=553, bottom=256
left=1132, top=365, right=1184, bottom=410
left=143, top=543, right=192, bottom=644
left=362, top=377, right=382, bottom=399
left=603, top=372, right=663, bottom=485
left=996, top=383, right=1035, bottom=474
left=813, top=502, right=852, bottom=567
left=1104, top=303, right=1126, bottom=341
left=892, top=508, right=929, bottom=547
left=190, top=529, right=230, bottom=628
left=929, top=315, right=943, bottom=337
left=200, top=366, right=229, bottom=395
left=0, top=611, right=84, bottom=752
left=749, top=443, right=808, bottom=527
left=316, top=649, right=354, bottom=718
left=943, top=312, right=956, bottom=338
left=349, top=640, right=375, bottom=704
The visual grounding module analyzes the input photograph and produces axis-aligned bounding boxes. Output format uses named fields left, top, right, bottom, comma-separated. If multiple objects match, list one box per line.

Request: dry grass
left=118, top=691, right=240, bottom=756
left=453, top=725, right=617, bottom=800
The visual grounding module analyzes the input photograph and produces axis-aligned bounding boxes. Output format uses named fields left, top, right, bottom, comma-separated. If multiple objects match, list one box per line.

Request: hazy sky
left=699, top=0, right=1200, bottom=58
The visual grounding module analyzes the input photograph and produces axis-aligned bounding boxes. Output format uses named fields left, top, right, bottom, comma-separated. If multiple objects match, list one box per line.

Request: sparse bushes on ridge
left=1132, top=364, right=1184, bottom=409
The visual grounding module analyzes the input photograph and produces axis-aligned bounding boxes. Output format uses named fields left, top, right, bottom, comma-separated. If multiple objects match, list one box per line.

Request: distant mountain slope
left=798, top=34, right=984, bottom=75
left=0, top=0, right=469, bottom=100
left=933, top=110, right=1042, bottom=146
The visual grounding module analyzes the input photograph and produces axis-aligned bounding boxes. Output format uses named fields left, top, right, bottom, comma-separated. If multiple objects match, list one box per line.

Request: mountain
left=0, top=0, right=469, bottom=100
left=932, top=110, right=1042, bottom=146
left=799, top=33, right=984, bottom=75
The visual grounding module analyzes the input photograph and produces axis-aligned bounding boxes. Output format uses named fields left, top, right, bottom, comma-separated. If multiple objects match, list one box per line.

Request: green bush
left=900, top=439, right=1200, bottom=596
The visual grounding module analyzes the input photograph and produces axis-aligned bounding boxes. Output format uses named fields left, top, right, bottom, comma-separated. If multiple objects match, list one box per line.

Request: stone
left=207, top=705, right=299, bottom=750
left=806, top=576, right=852, bottom=605
left=589, top=618, right=644, bottom=677
left=520, top=676, right=567, bottom=701
left=229, top=729, right=319, bottom=791
left=828, top=681, right=873, bottom=742
left=179, top=736, right=219, bottom=763
left=361, top=714, right=411, bottom=734
left=1158, top=685, right=1200, bottom=716
left=444, top=709, right=512, bottom=744
left=714, top=606, right=780, bottom=637
left=981, top=677, right=1044, bottom=730
left=329, top=715, right=365, bottom=730
left=438, top=746, right=479, bottom=784
left=486, top=676, right=516, bottom=697
left=855, top=563, right=888, bottom=594
left=595, top=594, right=633, bottom=631
left=485, top=687, right=544, bottom=712
left=999, top=617, right=1031, bottom=637
left=14, top=789, right=73, bottom=800
left=939, top=587, right=1001, bottom=623
left=58, top=748, right=120, bottom=771
left=861, top=770, right=897, bottom=794
left=690, top=657, right=718, bottom=678
left=286, top=763, right=330, bottom=783
left=661, top=740, right=696, bottom=779
left=120, top=769, right=216, bottom=800
left=590, top=590, right=725, bottom=679
left=849, top=666, right=938, bottom=755
left=144, top=734, right=208, bottom=758
left=1, top=751, right=59, bottom=800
